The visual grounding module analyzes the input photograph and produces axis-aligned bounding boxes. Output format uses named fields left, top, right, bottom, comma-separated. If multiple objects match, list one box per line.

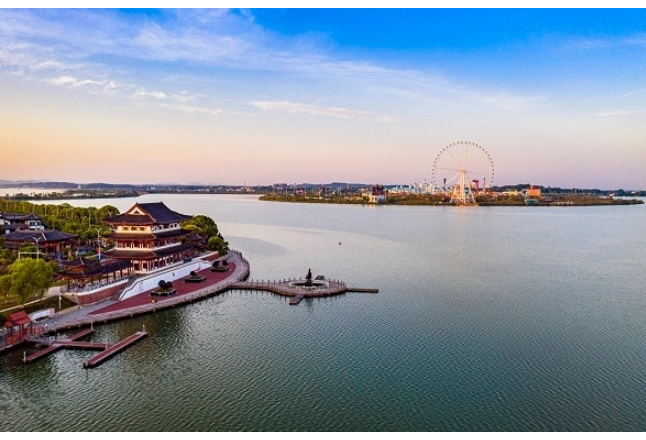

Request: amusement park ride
left=431, top=141, right=495, bottom=205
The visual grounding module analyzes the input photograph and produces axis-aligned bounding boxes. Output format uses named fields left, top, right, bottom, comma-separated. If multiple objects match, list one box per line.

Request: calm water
left=2, top=194, right=646, bottom=431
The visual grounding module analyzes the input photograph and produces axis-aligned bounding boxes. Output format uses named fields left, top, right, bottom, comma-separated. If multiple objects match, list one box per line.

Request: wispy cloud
left=621, top=33, right=646, bottom=47
left=46, top=75, right=119, bottom=95
left=135, top=88, right=167, bottom=99
left=0, top=9, right=565, bottom=117
left=158, top=103, right=221, bottom=116
left=560, top=33, right=646, bottom=51
left=596, top=110, right=644, bottom=117
left=172, top=91, right=206, bottom=103
left=252, top=100, right=396, bottom=122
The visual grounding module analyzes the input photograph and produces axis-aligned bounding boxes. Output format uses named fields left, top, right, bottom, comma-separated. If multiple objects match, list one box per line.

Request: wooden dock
left=227, top=278, right=378, bottom=305
left=22, top=327, right=147, bottom=368
left=84, top=331, right=147, bottom=368
left=24, top=328, right=99, bottom=363
left=345, top=287, right=379, bottom=293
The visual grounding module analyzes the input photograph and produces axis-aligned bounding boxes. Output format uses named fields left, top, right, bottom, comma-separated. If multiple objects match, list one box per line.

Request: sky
left=1, top=8, right=645, bottom=189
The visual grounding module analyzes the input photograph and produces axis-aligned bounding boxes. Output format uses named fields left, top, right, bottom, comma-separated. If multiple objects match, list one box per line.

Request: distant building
left=524, top=185, right=542, bottom=205
left=102, top=202, right=197, bottom=274
left=526, top=185, right=542, bottom=198
left=0, top=212, right=45, bottom=234
left=365, top=185, right=386, bottom=204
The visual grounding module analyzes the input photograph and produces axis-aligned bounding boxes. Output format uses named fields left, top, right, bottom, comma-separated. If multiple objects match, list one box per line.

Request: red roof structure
left=4, top=310, right=32, bottom=328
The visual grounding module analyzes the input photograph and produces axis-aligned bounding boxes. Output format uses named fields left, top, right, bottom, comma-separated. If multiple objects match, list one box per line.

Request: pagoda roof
left=0, top=212, right=41, bottom=221
left=58, top=258, right=133, bottom=279
left=104, top=244, right=194, bottom=260
left=3, top=230, right=77, bottom=243
left=102, top=202, right=192, bottom=226
left=107, top=228, right=190, bottom=241
left=60, top=256, right=100, bottom=269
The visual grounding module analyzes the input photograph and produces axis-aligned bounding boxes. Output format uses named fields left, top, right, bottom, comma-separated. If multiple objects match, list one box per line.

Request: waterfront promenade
left=2, top=248, right=379, bottom=355
left=29, top=250, right=251, bottom=334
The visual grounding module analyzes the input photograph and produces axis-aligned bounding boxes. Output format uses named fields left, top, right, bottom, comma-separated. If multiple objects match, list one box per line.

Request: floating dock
left=22, top=327, right=147, bottom=368
left=24, top=328, right=99, bottom=363
left=84, top=331, right=147, bottom=368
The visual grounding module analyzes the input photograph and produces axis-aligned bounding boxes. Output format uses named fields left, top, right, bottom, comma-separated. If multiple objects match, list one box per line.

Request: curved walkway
left=37, top=250, right=250, bottom=333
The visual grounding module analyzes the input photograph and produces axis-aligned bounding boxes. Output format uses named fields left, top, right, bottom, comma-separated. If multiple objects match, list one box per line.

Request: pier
left=22, top=326, right=147, bottom=368
left=84, top=330, right=147, bottom=368
left=227, top=278, right=378, bottom=305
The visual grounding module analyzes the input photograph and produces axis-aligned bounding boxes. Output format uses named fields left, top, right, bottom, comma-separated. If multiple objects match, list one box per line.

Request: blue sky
left=1, top=8, right=645, bottom=189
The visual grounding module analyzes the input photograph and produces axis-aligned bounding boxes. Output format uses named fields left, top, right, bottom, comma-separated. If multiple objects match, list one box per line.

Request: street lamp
left=33, top=236, right=42, bottom=259
left=95, top=228, right=102, bottom=260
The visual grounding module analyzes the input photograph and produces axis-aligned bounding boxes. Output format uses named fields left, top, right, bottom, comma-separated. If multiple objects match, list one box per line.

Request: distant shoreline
left=258, top=193, right=645, bottom=207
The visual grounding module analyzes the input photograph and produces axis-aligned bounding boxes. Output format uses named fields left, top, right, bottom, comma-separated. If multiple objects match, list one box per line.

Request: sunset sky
left=1, top=8, right=645, bottom=189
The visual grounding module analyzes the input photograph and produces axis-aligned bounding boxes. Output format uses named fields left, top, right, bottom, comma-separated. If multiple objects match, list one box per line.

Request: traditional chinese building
left=57, top=257, right=134, bottom=305
left=102, top=202, right=197, bottom=274
left=0, top=212, right=44, bottom=234
left=2, top=230, right=78, bottom=260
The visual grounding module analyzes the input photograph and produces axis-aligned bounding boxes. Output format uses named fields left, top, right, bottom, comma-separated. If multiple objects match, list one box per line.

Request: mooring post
left=143, top=324, right=146, bottom=333
left=24, top=351, right=27, bottom=362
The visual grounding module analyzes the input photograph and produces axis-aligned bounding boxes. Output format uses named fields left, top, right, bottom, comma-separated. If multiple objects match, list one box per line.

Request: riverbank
left=0, top=250, right=249, bottom=353
left=4, top=189, right=139, bottom=200
left=259, top=193, right=645, bottom=206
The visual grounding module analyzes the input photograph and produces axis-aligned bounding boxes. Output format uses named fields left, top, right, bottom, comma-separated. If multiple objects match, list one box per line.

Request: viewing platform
left=228, top=276, right=378, bottom=305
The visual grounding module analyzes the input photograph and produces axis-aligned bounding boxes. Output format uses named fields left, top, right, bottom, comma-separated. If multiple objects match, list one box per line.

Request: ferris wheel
left=431, top=141, right=494, bottom=205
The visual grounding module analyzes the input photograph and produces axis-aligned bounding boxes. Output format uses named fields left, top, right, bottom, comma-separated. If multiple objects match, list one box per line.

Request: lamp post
left=96, top=228, right=101, bottom=260
left=33, top=236, right=42, bottom=259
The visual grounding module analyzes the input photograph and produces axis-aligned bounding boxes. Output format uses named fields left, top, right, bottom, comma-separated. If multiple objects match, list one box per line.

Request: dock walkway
left=228, top=279, right=378, bottom=304
left=24, top=328, right=107, bottom=363
left=84, top=331, right=147, bottom=368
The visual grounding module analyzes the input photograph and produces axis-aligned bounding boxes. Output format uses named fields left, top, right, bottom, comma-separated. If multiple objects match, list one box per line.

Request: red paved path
left=89, top=263, right=237, bottom=315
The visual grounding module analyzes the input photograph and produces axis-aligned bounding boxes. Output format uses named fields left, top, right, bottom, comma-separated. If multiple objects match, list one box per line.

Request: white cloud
left=252, top=100, right=396, bottom=122
left=172, top=91, right=206, bottom=103
left=135, top=88, right=167, bottom=99
left=46, top=75, right=121, bottom=96
left=33, top=60, right=66, bottom=70
left=47, top=76, right=101, bottom=87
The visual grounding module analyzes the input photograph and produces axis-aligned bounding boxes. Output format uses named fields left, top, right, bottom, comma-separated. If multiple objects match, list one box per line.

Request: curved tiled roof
left=104, top=244, right=194, bottom=260
left=107, top=228, right=190, bottom=241
left=3, top=230, right=77, bottom=243
left=58, top=259, right=133, bottom=278
left=102, top=202, right=192, bottom=226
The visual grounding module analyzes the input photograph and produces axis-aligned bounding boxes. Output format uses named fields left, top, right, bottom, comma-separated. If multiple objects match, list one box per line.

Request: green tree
left=181, top=215, right=221, bottom=238
left=207, top=236, right=228, bottom=255
left=0, top=258, right=55, bottom=305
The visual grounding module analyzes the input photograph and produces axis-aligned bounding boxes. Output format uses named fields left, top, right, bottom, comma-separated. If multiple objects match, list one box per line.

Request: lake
left=2, top=193, right=646, bottom=431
